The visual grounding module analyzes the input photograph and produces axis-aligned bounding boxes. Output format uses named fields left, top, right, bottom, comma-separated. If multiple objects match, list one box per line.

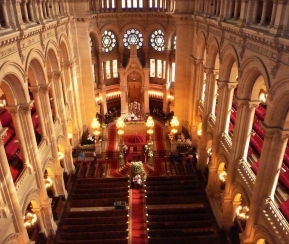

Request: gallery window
left=123, top=28, right=144, bottom=49
left=150, top=29, right=165, bottom=52
left=102, top=30, right=117, bottom=52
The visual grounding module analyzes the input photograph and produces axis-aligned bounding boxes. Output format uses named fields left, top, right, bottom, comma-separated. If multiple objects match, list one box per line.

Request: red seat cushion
left=9, top=166, right=19, bottom=182
left=0, top=111, right=12, bottom=127
left=3, top=127, right=15, bottom=146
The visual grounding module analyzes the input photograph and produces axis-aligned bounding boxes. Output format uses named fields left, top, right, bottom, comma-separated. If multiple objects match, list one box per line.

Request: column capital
left=19, top=101, right=34, bottom=114
left=261, top=122, right=289, bottom=142
left=5, top=105, right=20, bottom=115
left=29, top=85, right=40, bottom=93
left=39, top=83, right=51, bottom=93
left=235, top=98, right=260, bottom=110
left=217, top=80, right=238, bottom=90
left=0, top=127, right=8, bottom=146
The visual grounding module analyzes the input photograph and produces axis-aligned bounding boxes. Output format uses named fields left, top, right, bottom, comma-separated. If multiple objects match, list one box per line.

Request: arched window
left=123, top=28, right=144, bottom=49
left=102, top=30, right=117, bottom=52
left=150, top=29, right=165, bottom=51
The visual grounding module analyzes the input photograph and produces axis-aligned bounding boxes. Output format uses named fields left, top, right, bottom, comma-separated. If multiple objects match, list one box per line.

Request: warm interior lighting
left=259, top=89, right=267, bottom=104
left=207, top=148, right=212, bottom=156
left=93, top=130, right=100, bottom=136
left=197, top=129, right=202, bottom=136
left=91, top=118, right=101, bottom=129
left=118, top=129, right=124, bottom=135
left=0, top=99, right=6, bottom=107
left=236, top=205, right=249, bottom=220
left=45, top=177, right=53, bottom=188
left=219, top=171, right=227, bottom=183
left=23, top=212, right=37, bottom=228
left=58, top=152, right=64, bottom=160
left=147, top=129, right=153, bottom=135
left=116, top=117, right=125, bottom=129
left=146, top=116, right=154, bottom=128
left=68, top=133, right=73, bottom=139
left=106, top=91, right=121, bottom=99
left=170, top=116, right=179, bottom=127
left=171, top=128, right=178, bottom=134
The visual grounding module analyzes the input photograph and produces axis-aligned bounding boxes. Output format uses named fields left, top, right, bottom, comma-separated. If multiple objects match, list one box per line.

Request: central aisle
left=130, top=188, right=146, bottom=244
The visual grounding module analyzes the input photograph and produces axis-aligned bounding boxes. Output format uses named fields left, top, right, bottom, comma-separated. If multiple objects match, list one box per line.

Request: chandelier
left=116, top=117, right=125, bottom=137
left=259, top=89, right=267, bottom=104
left=236, top=205, right=249, bottom=220
left=219, top=171, right=227, bottom=183
left=58, top=152, right=64, bottom=160
left=92, top=118, right=101, bottom=139
left=45, top=177, right=53, bottom=188
left=170, top=116, right=179, bottom=134
left=145, top=116, right=154, bottom=128
left=23, top=212, right=37, bottom=228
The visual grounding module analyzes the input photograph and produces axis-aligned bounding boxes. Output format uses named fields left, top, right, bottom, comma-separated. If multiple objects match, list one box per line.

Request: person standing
left=93, top=151, right=97, bottom=162
left=133, top=174, right=142, bottom=189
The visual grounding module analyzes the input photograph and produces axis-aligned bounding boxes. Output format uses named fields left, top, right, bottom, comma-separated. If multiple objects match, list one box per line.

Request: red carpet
left=130, top=188, right=146, bottom=244
left=107, top=124, right=117, bottom=152
left=149, top=158, right=165, bottom=176
left=154, top=124, right=165, bottom=151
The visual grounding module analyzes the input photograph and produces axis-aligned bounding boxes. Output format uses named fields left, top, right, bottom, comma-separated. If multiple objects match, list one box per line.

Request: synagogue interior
left=1, top=0, right=289, bottom=243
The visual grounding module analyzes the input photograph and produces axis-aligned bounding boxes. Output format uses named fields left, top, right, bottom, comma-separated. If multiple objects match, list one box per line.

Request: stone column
left=29, top=85, right=48, bottom=140
left=251, top=0, right=260, bottom=24
left=47, top=72, right=60, bottom=121
left=5, top=105, right=33, bottom=169
left=143, top=67, right=150, bottom=114
left=269, top=0, right=278, bottom=27
left=162, top=83, right=169, bottom=114
left=0, top=127, right=31, bottom=244
left=243, top=127, right=289, bottom=241
left=27, top=1, right=35, bottom=21
left=32, top=207, right=47, bottom=236
left=22, top=1, right=30, bottom=23
left=100, top=84, right=108, bottom=116
left=222, top=100, right=259, bottom=229
left=1, top=2, right=11, bottom=28
left=259, top=0, right=269, bottom=25
left=206, top=81, right=237, bottom=195
left=119, top=67, right=128, bottom=116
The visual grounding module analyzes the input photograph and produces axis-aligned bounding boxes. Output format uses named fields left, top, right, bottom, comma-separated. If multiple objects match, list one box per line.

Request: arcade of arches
left=1, top=0, right=289, bottom=243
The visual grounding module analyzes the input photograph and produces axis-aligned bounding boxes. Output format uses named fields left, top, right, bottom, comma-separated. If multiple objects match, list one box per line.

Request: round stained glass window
left=102, top=30, right=117, bottom=52
left=123, top=28, right=144, bottom=49
left=150, top=29, right=165, bottom=52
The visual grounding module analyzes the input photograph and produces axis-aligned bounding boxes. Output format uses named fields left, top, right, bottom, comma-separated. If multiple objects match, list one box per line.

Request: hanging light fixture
left=0, top=94, right=6, bottom=107
left=259, top=89, right=267, bottom=104
left=23, top=212, right=37, bottom=228
left=236, top=205, right=249, bottom=220
left=91, top=118, right=101, bottom=139
left=170, top=116, right=179, bottom=134
left=146, top=116, right=154, bottom=128
left=219, top=171, right=227, bottom=183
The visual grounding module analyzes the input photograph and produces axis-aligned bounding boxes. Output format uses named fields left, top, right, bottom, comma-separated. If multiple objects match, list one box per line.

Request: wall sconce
left=44, top=177, right=53, bottom=188
left=23, top=212, right=37, bottom=228
left=0, top=96, right=6, bottom=107
left=236, top=205, right=249, bottom=220
left=58, top=152, right=64, bottom=160
left=92, top=118, right=101, bottom=140
left=207, top=148, right=212, bottom=157
left=197, top=129, right=202, bottom=137
left=219, top=171, right=227, bottom=183
left=259, top=89, right=267, bottom=104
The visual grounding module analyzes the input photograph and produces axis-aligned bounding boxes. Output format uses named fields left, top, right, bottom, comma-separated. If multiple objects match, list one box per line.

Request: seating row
left=60, top=230, right=127, bottom=240
left=64, top=216, right=128, bottom=225
left=61, top=223, right=127, bottom=232
left=148, top=235, right=218, bottom=244
left=73, top=186, right=128, bottom=194
left=70, top=198, right=127, bottom=208
left=57, top=239, right=128, bottom=244
left=147, top=220, right=213, bottom=229
left=147, top=207, right=208, bottom=215
left=145, top=184, right=199, bottom=192
left=146, top=189, right=202, bottom=198
left=66, top=209, right=127, bottom=218
left=148, top=229, right=216, bottom=238
left=77, top=177, right=129, bottom=184
left=74, top=182, right=129, bottom=189
left=71, top=192, right=128, bottom=200
left=148, top=213, right=213, bottom=222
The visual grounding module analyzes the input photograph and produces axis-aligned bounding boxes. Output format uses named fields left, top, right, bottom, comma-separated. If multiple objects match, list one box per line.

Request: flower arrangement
left=148, top=149, right=154, bottom=158
left=119, top=152, right=124, bottom=159
left=131, top=161, right=143, bottom=174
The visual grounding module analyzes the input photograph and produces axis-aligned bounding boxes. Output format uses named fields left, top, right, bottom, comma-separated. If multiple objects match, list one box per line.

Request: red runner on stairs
left=107, top=124, right=117, bottom=152
left=130, top=188, right=146, bottom=244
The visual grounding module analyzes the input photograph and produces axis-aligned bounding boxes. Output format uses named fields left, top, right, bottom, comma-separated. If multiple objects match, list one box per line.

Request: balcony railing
left=237, top=159, right=256, bottom=192
left=263, top=198, right=289, bottom=243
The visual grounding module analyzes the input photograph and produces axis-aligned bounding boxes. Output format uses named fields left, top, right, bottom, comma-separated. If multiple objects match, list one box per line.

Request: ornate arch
left=252, top=224, right=275, bottom=244
left=21, top=188, right=41, bottom=214
left=237, top=57, right=270, bottom=100
left=206, top=36, right=220, bottom=70
left=0, top=62, right=29, bottom=106
left=219, top=44, right=241, bottom=82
